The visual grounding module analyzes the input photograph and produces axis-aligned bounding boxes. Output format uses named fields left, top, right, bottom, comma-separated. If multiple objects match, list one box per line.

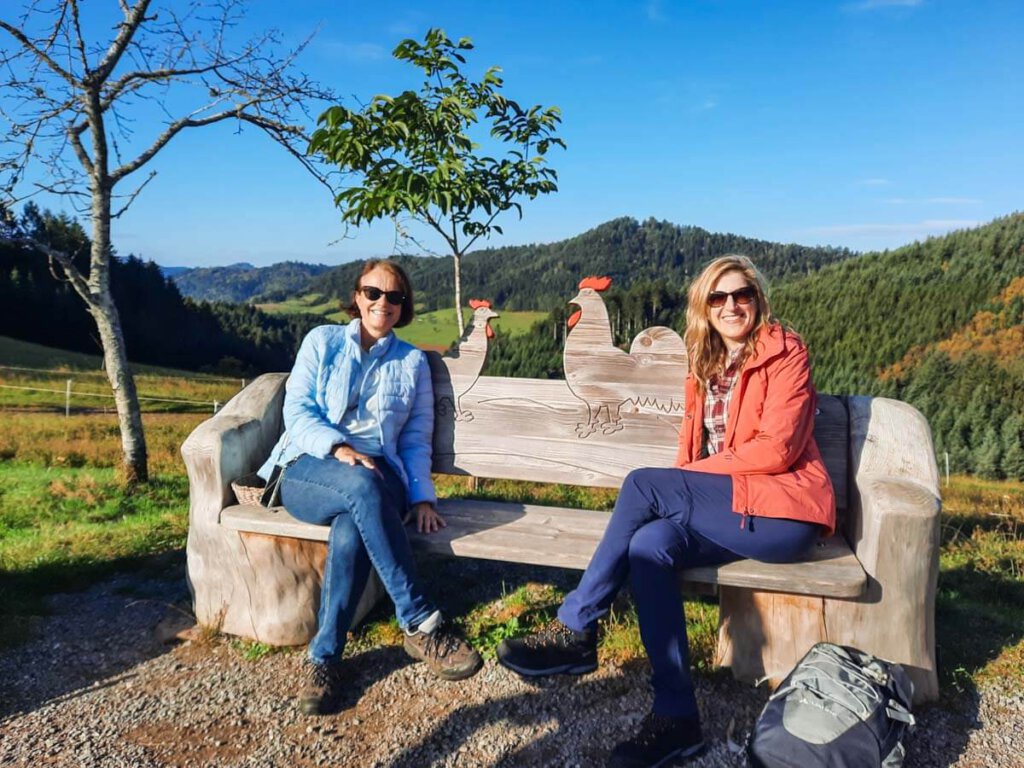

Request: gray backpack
left=748, top=643, right=916, bottom=768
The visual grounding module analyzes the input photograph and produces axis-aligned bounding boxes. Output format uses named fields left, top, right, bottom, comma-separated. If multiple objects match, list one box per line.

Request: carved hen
left=564, top=276, right=687, bottom=437
left=438, top=299, right=499, bottom=421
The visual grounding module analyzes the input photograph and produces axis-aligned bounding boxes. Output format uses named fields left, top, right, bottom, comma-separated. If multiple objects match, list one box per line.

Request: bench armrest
left=846, top=395, right=941, bottom=573
left=181, top=373, right=288, bottom=516
left=841, top=396, right=941, bottom=700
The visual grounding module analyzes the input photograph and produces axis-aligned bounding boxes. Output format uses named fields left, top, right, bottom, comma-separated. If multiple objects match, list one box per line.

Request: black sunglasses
left=358, top=285, right=405, bottom=306
left=708, top=286, right=757, bottom=309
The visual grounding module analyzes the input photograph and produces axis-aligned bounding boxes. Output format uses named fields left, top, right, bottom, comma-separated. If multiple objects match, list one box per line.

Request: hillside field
left=254, top=298, right=546, bottom=351
left=0, top=336, right=244, bottom=413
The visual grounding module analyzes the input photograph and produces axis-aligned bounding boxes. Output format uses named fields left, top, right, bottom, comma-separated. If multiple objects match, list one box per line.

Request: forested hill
left=485, top=213, right=1024, bottom=479
left=0, top=206, right=319, bottom=375
left=172, top=261, right=331, bottom=303
left=312, top=217, right=857, bottom=311
left=774, top=212, right=1024, bottom=479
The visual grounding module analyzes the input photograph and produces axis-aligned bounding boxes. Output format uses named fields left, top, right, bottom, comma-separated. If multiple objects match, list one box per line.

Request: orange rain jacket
left=675, top=323, right=836, bottom=535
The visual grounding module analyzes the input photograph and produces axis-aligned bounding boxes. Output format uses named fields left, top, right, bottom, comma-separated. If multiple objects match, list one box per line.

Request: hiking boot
left=299, top=660, right=344, bottom=716
left=403, top=618, right=483, bottom=681
left=496, top=619, right=598, bottom=677
left=607, top=712, right=705, bottom=768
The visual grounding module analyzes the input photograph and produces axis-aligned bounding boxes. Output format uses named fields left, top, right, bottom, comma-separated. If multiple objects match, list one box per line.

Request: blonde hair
left=684, top=254, right=775, bottom=390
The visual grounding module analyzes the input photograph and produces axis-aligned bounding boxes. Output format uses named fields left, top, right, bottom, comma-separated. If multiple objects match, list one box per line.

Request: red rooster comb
left=578, top=276, right=612, bottom=291
left=469, top=299, right=492, bottom=309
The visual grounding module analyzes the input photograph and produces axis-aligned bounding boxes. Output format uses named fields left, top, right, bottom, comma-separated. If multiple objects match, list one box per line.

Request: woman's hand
left=413, top=501, right=446, bottom=534
left=332, top=444, right=378, bottom=472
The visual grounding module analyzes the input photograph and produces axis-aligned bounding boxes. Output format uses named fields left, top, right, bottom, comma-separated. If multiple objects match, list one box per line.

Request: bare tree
left=0, top=0, right=333, bottom=482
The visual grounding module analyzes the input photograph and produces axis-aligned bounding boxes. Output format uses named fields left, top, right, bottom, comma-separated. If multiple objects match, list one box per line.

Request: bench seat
left=221, top=499, right=866, bottom=598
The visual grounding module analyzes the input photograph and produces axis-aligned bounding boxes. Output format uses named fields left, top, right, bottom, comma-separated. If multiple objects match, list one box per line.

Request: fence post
left=66, top=379, right=72, bottom=418
left=213, top=400, right=219, bottom=413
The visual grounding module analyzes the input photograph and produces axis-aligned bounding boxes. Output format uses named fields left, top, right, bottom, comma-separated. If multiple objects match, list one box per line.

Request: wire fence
left=0, top=365, right=246, bottom=414
left=0, top=364, right=247, bottom=386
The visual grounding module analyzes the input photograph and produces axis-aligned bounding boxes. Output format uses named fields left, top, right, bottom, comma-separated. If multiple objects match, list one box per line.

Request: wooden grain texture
left=182, top=373, right=382, bottom=645
left=427, top=374, right=847, bottom=507
left=222, top=500, right=866, bottom=597
left=838, top=396, right=940, bottom=703
left=716, top=590, right=828, bottom=685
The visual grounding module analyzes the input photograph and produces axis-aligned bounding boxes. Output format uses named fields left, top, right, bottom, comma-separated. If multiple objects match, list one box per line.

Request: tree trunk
left=452, top=252, right=465, bottom=337
left=89, top=182, right=149, bottom=483
left=91, top=294, right=148, bottom=483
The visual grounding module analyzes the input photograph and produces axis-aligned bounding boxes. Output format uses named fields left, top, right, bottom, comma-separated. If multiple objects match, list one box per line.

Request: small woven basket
left=231, top=472, right=266, bottom=506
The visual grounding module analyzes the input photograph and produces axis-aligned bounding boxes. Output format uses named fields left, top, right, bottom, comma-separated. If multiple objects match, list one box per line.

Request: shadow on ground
left=0, top=550, right=191, bottom=719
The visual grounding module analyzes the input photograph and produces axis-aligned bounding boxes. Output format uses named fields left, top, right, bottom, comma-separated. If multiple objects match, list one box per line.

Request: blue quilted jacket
left=257, top=321, right=437, bottom=507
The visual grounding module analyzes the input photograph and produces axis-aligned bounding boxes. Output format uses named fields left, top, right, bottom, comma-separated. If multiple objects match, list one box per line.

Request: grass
left=0, top=462, right=189, bottom=648
left=0, top=411, right=206, bottom=473
left=253, top=300, right=547, bottom=351
left=255, top=293, right=346, bottom=321
left=936, top=474, right=1024, bottom=689
left=396, top=308, right=547, bottom=350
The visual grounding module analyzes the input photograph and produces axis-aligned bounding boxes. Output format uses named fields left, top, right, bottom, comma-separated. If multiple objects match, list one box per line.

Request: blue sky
left=23, top=1, right=1024, bottom=267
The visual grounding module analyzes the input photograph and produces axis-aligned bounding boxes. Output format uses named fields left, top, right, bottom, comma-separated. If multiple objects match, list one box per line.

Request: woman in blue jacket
left=259, top=259, right=482, bottom=715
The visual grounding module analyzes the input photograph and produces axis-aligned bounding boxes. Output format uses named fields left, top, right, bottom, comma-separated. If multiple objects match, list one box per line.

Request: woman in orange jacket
left=498, top=255, right=836, bottom=768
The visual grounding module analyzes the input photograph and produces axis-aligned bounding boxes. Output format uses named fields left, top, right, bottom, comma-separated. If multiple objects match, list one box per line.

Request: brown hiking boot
left=299, top=660, right=344, bottom=715
left=403, top=618, right=483, bottom=681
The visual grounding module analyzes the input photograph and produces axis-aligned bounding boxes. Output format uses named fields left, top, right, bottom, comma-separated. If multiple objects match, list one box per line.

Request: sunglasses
left=358, top=286, right=405, bottom=306
left=708, top=286, right=757, bottom=309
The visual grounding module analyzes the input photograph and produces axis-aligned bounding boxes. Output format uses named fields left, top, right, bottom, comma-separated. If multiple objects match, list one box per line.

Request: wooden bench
left=182, top=300, right=941, bottom=704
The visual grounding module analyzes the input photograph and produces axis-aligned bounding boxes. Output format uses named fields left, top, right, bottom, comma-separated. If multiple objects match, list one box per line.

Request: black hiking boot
left=496, top=619, right=598, bottom=677
left=299, top=660, right=344, bottom=716
left=607, top=712, right=705, bottom=767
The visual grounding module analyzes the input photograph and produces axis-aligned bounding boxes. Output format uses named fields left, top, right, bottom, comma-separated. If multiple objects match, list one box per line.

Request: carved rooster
left=438, top=299, right=499, bottom=421
left=564, top=276, right=687, bottom=437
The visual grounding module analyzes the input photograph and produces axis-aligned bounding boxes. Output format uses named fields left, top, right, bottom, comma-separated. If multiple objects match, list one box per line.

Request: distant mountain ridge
left=171, top=261, right=331, bottom=303
left=165, top=217, right=857, bottom=309
left=312, top=217, right=858, bottom=312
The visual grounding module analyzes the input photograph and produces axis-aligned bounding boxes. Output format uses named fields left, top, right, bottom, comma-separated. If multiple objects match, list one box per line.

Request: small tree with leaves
left=309, top=29, right=564, bottom=336
left=0, top=0, right=332, bottom=482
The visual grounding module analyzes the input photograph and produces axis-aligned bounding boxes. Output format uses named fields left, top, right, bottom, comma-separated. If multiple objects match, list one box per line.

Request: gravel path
left=1, top=555, right=1021, bottom=767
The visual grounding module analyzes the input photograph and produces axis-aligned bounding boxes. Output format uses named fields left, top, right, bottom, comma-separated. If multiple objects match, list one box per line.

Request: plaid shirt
left=702, top=350, right=744, bottom=456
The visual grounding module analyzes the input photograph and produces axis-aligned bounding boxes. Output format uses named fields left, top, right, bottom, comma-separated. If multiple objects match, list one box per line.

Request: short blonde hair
left=684, top=254, right=775, bottom=389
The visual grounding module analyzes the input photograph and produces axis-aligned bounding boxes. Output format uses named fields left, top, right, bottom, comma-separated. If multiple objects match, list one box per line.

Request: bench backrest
left=425, top=353, right=849, bottom=512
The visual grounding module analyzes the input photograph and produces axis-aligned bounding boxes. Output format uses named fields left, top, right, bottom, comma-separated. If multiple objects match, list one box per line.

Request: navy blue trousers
left=558, top=468, right=819, bottom=719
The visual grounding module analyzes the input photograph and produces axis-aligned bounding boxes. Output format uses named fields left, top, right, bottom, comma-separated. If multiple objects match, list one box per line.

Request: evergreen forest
left=0, top=204, right=319, bottom=375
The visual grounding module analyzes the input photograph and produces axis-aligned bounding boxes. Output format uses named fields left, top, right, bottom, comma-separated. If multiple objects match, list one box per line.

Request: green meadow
left=254, top=297, right=546, bottom=350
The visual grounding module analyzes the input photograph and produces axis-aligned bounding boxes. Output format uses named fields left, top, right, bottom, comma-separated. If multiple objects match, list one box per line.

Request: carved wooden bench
left=182, top=293, right=941, bottom=704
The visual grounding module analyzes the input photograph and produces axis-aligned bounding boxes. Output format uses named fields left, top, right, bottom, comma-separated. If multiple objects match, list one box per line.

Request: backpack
left=748, top=642, right=916, bottom=768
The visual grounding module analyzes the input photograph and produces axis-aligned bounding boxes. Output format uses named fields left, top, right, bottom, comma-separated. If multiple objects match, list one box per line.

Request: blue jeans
left=558, top=468, right=820, bottom=719
left=279, top=454, right=436, bottom=664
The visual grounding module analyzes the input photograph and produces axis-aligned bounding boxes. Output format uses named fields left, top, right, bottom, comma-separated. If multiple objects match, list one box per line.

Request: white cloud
left=692, top=98, right=718, bottom=113
left=926, top=196, right=982, bottom=205
left=646, top=1, right=667, bottom=22
left=858, top=178, right=891, bottom=186
left=805, top=219, right=977, bottom=238
left=322, top=41, right=387, bottom=62
left=844, top=0, right=923, bottom=11
left=883, top=196, right=983, bottom=205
